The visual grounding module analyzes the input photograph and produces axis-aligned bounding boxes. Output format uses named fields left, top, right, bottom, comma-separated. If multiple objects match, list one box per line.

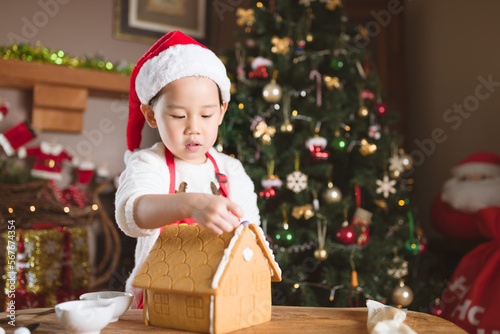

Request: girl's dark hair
left=148, top=81, right=224, bottom=107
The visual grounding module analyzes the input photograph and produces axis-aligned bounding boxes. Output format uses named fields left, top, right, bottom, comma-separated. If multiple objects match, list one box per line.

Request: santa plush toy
left=430, top=151, right=500, bottom=239
left=432, top=151, right=500, bottom=333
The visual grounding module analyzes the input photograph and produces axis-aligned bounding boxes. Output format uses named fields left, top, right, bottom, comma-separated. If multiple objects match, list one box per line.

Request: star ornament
left=376, top=175, right=397, bottom=198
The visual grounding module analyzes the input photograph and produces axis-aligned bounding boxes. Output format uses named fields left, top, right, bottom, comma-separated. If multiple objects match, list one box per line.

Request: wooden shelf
left=0, top=58, right=130, bottom=94
left=0, top=58, right=130, bottom=132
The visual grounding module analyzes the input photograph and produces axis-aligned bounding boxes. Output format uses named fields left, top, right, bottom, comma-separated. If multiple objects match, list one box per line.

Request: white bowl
left=55, top=299, right=115, bottom=334
left=79, top=291, right=133, bottom=322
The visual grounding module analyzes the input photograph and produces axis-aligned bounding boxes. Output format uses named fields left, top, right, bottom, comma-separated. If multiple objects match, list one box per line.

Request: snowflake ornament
left=73, top=236, right=85, bottom=249
left=388, top=153, right=405, bottom=173
left=73, top=265, right=86, bottom=278
left=387, top=257, right=409, bottom=279
left=286, top=171, right=308, bottom=194
left=376, top=175, right=397, bottom=198
left=44, top=240, right=59, bottom=254
left=24, top=240, right=35, bottom=258
left=27, top=271, right=37, bottom=286
left=45, top=267, right=59, bottom=284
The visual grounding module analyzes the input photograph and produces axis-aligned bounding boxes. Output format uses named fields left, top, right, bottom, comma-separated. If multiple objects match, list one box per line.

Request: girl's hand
left=189, top=194, right=244, bottom=234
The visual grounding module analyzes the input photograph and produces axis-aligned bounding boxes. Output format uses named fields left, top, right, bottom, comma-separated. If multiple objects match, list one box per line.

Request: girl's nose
left=185, top=117, right=200, bottom=134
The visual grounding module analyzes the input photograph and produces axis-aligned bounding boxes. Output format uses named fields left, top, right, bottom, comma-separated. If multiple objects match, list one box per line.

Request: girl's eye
left=171, top=115, right=185, bottom=119
left=202, top=114, right=213, bottom=119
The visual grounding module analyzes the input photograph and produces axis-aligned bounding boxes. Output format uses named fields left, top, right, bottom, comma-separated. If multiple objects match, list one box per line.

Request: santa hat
left=451, top=151, right=500, bottom=178
left=127, top=30, right=231, bottom=154
left=0, top=121, right=36, bottom=156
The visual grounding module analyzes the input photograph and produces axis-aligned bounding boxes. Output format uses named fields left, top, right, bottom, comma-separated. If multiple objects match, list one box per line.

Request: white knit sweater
left=114, top=143, right=260, bottom=308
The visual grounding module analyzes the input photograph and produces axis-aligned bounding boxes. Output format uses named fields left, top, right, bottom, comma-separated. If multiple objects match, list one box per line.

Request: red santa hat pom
left=451, top=151, right=500, bottom=178
left=127, top=30, right=231, bottom=157
left=0, top=121, right=36, bottom=156
left=0, top=100, right=9, bottom=122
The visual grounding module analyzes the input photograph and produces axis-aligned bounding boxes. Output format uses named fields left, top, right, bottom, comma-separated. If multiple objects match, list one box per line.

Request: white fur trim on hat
left=135, top=44, right=231, bottom=104
left=452, top=162, right=500, bottom=177
left=0, top=133, right=14, bottom=156
left=305, top=137, right=327, bottom=149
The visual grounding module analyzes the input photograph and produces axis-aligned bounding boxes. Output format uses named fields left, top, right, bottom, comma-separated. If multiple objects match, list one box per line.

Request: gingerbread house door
left=240, top=294, right=255, bottom=328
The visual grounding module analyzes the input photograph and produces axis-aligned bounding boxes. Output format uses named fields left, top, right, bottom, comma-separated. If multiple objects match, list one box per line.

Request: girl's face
left=141, top=77, right=227, bottom=164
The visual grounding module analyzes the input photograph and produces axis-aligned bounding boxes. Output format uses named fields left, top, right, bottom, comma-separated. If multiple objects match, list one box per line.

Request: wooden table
left=1, top=306, right=466, bottom=333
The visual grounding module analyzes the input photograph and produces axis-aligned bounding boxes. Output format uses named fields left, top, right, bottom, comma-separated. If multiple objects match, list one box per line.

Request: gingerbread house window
left=224, top=275, right=238, bottom=296
left=186, top=296, right=204, bottom=319
left=153, top=293, right=170, bottom=315
left=255, top=271, right=267, bottom=291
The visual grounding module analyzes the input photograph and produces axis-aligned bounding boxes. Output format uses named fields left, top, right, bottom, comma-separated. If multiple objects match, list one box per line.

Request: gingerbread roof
left=132, top=223, right=281, bottom=295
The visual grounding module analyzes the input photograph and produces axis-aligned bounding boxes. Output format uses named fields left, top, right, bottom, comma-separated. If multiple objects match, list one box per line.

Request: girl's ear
left=140, top=104, right=157, bottom=128
left=218, top=101, right=228, bottom=125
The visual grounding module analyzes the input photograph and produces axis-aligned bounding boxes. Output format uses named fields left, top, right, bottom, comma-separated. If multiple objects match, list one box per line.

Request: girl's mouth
left=186, top=141, right=201, bottom=152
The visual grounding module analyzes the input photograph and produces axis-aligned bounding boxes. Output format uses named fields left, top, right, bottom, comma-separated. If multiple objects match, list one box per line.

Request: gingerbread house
left=132, top=223, right=282, bottom=334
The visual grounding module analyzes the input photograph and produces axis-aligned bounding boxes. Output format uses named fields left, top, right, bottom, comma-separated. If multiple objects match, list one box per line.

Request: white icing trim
left=243, top=247, right=253, bottom=262
left=253, top=225, right=282, bottom=277
left=0, top=133, right=14, bottom=156
left=211, top=224, right=244, bottom=289
left=209, top=295, right=214, bottom=334
left=136, top=44, right=231, bottom=104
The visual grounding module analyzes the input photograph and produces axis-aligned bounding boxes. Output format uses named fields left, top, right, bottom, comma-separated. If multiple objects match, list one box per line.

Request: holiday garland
left=0, top=43, right=134, bottom=75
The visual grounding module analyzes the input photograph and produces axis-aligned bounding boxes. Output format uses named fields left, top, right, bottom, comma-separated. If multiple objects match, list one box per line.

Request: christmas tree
left=220, top=0, right=441, bottom=310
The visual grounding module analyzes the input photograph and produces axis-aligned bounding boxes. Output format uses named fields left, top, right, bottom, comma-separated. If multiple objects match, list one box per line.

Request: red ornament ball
left=335, top=225, right=356, bottom=245
left=375, top=102, right=387, bottom=117
left=430, top=304, right=444, bottom=317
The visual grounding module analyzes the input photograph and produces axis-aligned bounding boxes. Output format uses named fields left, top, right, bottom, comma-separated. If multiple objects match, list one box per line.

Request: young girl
left=115, top=31, right=260, bottom=309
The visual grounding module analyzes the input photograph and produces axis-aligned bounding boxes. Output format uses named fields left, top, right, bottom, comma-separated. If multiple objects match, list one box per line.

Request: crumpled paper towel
left=366, top=300, right=417, bottom=334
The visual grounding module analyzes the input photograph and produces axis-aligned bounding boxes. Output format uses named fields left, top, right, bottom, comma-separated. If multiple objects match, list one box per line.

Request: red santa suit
left=26, top=141, right=73, bottom=181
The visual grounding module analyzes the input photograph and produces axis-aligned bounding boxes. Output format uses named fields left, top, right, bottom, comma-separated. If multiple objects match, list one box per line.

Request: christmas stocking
left=0, top=121, right=36, bottom=156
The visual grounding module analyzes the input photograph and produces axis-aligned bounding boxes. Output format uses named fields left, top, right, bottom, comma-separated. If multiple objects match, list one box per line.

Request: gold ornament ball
left=391, top=281, right=414, bottom=307
left=306, top=33, right=314, bottom=42
left=323, top=184, right=342, bottom=204
left=390, top=168, right=401, bottom=179
left=358, top=106, right=369, bottom=118
left=280, top=121, right=294, bottom=133
left=262, top=80, right=283, bottom=103
left=314, top=248, right=328, bottom=261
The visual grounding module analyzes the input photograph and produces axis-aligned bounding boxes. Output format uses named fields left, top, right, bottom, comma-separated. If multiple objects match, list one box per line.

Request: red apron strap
left=164, top=148, right=176, bottom=194
left=206, top=152, right=229, bottom=198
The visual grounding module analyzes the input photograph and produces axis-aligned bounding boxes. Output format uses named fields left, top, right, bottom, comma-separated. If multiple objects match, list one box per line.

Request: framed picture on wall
left=114, top=0, right=209, bottom=44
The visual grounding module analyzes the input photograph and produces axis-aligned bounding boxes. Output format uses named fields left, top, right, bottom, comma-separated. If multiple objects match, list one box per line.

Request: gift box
left=2, top=223, right=90, bottom=309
